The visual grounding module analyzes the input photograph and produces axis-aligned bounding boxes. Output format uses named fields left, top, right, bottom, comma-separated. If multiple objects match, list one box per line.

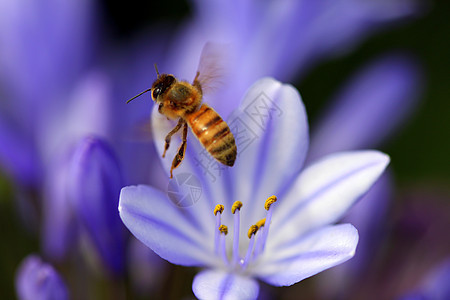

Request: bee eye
left=158, top=103, right=163, bottom=110
left=152, top=88, right=161, bottom=99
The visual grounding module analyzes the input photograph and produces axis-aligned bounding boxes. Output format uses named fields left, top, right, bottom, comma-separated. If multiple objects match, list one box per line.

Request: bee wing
left=195, top=42, right=230, bottom=94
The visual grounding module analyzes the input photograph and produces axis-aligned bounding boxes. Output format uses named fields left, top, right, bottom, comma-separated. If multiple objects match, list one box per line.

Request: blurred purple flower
left=0, top=0, right=423, bottom=295
left=0, top=0, right=127, bottom=274
left=16, top=254, right=68, bottom=300
left=152, top=0, right=423, bottom=118
left=119, top=78, right=390, bottom=299
left=127, top=237, right=171, bottom=296
left=398, top=258, right=450, bottom=300
left=37, top=73, right=120, bottom=265
left=42, top=136, right=126, bottom=276
left=309, top=54, right=423, bottom=161
left=108, top=0, right=422, bottom=189
left=0, top=0, right=97, bottom=187
left=310, top=54, right=423, bottom=297
left=70, top=136, right=126, bottom=275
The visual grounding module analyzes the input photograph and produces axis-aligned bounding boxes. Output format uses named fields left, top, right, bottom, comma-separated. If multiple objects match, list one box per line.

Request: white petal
left=270, top=150, right=389, bottom=247
left=255, top=224, right=358, bottom=287
left=151, top=108, right=227, bottom=231
left=119, top=185, right=215, bottom=266
left=193, top=269, right=259, bottom=300
left=227, top=77, right=309, bottom=231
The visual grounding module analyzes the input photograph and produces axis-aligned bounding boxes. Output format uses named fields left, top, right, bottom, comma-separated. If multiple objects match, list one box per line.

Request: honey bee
left=126, top=44, right=237, bottom=178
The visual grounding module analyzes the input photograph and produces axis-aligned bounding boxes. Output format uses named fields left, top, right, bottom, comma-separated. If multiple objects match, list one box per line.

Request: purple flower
left=38, top=75, right=119, bottom=267
left=309, top=54, right=423, bottom=161
left=16, top=254, right=68, bottom=300
left=151, top=0, right=422, bottom=119
left=0, top=0, right=122, bottom=269
left=119, top=78, right=389, bottom=299
left=69, top=136, right=126, bottom=275
left=0, top=0, right=98, bottom=187
left=309, top=53, right=423, bottom=297
left=109, top=0, right=421, bottom=192
left=42, top=136, right=126, bottom=275
left=398, top=258, right=450, bottom=300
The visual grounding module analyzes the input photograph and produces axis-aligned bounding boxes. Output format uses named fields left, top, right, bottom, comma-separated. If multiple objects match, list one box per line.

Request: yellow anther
left=256, top=218, right=266, bottom=228
left=219, top=225, right=228, bottom=235
left=231, top=201, right=243, bottom=214
left=214, top=204, right=225, bottom=216
left=264, top=195, right=277, bottom=210
left=247, top=225, right=259, bottom=239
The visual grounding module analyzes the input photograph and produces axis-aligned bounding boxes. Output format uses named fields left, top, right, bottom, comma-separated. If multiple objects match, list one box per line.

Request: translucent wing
left=194, top=42, right=230, bottom=94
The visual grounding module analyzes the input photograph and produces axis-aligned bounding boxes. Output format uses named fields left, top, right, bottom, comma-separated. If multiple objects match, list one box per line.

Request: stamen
left=231, top=201, right=242, bottom=214
left=243, top=225, right=259, bottom=269
left=264, top=195, right=277, bottom=210
left=232, top=201, right=242, bottom=265
left=214, top=205, right=224, bottom=254
left=247, top=224, right=259, bottom=239
left=253, top=218, right=266, bottom=257
left=255, top=218, right=266, bottom=228
left=219, top=225, right=229, bottom=266
left=219, top=225, right=228, bottom=235
left=210, top=197, right=277, bottom=271
left=214, top=204, right=225, bottom=216
left=259, top=196, right=277, bottom=253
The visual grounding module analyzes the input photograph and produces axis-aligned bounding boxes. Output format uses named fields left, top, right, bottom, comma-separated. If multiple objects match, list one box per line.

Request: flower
left=309, top=54, right=423, bottom=298
left=42, top=136, right=126, bottom=276
left=117, top=0, right=422, bottom=120
left=68, top=136, right=126, bottom=275
left=15, top=254, right=68, bottom=300
left=308, top=54, right=423, bottom=161
left=0, top=0, right=420, bottom=298
left=119, top=77, right=390, bottom=299
left=398, top=258, right=450, bottom=300
left=0, top=0, right=98, bottom=187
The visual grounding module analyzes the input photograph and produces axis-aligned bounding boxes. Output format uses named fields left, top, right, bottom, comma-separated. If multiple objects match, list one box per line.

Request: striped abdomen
left=187, top=104, right=236, bottom=166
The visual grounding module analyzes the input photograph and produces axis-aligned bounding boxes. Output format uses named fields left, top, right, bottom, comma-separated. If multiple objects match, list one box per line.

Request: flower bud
left=16, top=255, right=68, bottom=300
left=69, top=136, right=126, bottom=276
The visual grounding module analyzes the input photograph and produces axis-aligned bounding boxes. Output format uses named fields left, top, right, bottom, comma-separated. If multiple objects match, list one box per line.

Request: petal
left=40, top=72, right=112, bottom=163
left=193, top=269, right=259, bottom=300
left=151, top=107, right=224, bottom=232
left=119, top=185, right=214, bottom=266
left=41, top=153, right=78, bottom=261
left=315, top=172, right=392, bottom=298
left=190, top=1, right=421, bottom=82
left=15, top=255, right=68, bottom=300
left=151, top=77, right=309, bottom=233
left=339, top=172, right=392, bottom=270
left=0, top=117, right=40, bottom=186
left=227, top=77, right=308, bottom=231
left=255, top=224, right=358, bottom=287
left=308, top=54, right=422, bottom=161
left=127, top=237, right=170, bottom=295
left=271, top=150, right=389, bottom=247
left=0, top=0, right=95, bottom=111
left=398, top=258, right=450, bottom=300
left=69, top=137, right=126, bottom=276
left=420, top=258, right=450, bottom=300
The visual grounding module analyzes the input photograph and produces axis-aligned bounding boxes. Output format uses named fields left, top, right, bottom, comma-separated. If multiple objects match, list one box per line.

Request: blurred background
left=0, top=0, right=449, bottom=299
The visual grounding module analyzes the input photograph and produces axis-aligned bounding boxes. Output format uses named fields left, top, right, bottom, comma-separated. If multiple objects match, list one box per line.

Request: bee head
left=151, top=74, right=176, bottom=101
left=125, top=64, right=176, bottom=105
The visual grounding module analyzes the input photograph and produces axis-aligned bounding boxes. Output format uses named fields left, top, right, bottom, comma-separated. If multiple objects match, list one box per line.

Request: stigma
left=213, top=196, right=277, bottom=271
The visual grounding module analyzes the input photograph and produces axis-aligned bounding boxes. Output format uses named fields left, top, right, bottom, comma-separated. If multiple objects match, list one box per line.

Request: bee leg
left=170, top=122, right=188, bottom=179
left=193, top=71, right=201, bottom=90
left=163, top=118, right=184, bottom=158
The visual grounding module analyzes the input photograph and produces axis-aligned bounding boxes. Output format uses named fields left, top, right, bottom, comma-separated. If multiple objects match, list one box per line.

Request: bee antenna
left=126, top=88, right=151, bottom=104
left=154, top=63, right=160, bottom=77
